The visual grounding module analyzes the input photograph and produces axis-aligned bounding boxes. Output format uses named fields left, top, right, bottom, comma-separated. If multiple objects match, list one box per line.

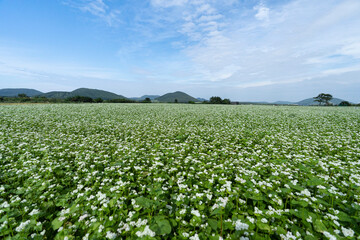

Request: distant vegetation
left=203, top=96, right=231, bottom=104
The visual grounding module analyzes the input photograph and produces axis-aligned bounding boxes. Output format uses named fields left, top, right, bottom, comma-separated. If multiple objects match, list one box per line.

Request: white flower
left=234, top=220, right=249, bottom=231
left=191, top=209, right=201, bottom=217
left=341, top=226, right=354, bottom=237
left=106, top=231, right=117, bottom=239
left=247, top=217, right=255, bottom=224
left=183, top=232, right=189, bottom=237
left=261, top=218, right=268, bottom=223
left=301, top=189, right=311, bottom=197
left=189, top=233, right=200, bottom=240
left=79, top=214, right=89, bottom=221
left=29, top=209, right=40, bottom=216
left=323, top=231, right=336, bottom=240
left=15, top=220, right=30, bottom=232
left=254, top=207, right=263, bottom=214
left=0, top=201, right=10, bottom=208
left=136, top=225, right=156, bottom=237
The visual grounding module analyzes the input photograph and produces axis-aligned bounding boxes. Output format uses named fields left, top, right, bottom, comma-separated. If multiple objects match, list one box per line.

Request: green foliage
left=18, top=93, right=28, bottom=98
left=313, top=93, right=333, bottom=105
left=142, top=97, right=152, bottom=103
left=106, top=98, right=136, bottom=103
left=0, top=104, right=359, bottom=239
left=94, top=98, right=104, bottom=103
left=209, top=96, right=231, bottom=104
left=339, top=101, right=351, bottom=106
left=65, top=95, right=93, bottom=103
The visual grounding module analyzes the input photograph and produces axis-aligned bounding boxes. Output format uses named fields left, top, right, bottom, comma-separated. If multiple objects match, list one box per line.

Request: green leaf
left=208, top=219, right=218, bottom=231
left=291, top=199, right=308, bottom=207
left=51, top=218, right=63, bottom=230
left=256, top=222, right=271, bottom=232
left=289, top=184, right=304, bottom=191
left=151, top=217, right=171, bottom=235
left=276, top=226, right=286, bottom=235
left=307, top=177, right=323, bottom=186
left=313, top=219, right=327, bottom=233
left=305, top=236, right=318, bottom=240
left=337, top=211, right=352, bottom=222
left=135, top=196, right=154, bottom=209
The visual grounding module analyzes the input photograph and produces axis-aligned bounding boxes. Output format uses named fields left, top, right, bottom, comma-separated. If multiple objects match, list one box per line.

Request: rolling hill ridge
left=40, top=88, right=127, bottom=100
left=0, top=88, right=43, bottom=97
left=155, top=91, right=199, bottom=103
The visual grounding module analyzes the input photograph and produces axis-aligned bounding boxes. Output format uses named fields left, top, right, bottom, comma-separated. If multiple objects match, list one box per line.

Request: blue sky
left=1, top=0, right=360, bottom=102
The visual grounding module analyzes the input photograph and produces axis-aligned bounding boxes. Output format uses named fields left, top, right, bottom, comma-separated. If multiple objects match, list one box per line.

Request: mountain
left=295, top=97, right=346, bottom=106
left=0, top=88, right=43, bottom=97
left=196, top=97, right=207, bottom=102
left=130, top=95, right=160, bottom=101
left=155, top=91, right=199, bottom=103
left=40, top=88, right=127, bottom=100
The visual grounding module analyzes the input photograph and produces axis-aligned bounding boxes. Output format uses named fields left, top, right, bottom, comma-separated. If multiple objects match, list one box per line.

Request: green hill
left=296, top=97, right=346, bottom=106
left=41, top=88, right=127, bottom=100
left=0, top=88, right=43, bottom=97
left=155, top=91, right=199, bottom=103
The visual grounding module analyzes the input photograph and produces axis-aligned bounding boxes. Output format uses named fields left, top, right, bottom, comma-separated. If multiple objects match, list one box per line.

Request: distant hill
left=155, top=91, right=199, bottom=103
left=295, top=97, right=346, bottom=106
left=0, top=88, right=43, bottom=97
left=196, top=97, right=207, bottom=102
left=130, top=95, right=160, bottom=101
left=41, top=88, right=127, bottom=100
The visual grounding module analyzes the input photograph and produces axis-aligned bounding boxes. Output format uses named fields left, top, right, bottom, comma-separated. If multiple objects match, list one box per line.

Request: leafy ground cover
left=0, top=104, right=359, bottom=239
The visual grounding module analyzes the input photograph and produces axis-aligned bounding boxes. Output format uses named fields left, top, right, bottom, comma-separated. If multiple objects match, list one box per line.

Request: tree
left=94, top=98, right=104, bottom=103
left=174, top=99, right=178, bottom=103
left=339, top=101, right=351, bottom=106
left=222, top=98, right=231, bottom=104
left=314, top=93, right=333, bottom=105
left=66, top=96, right=93, bottom=103
left=142, top=98, right=151, bottom=103
left=209, top=96, right=231, bottom=104
left=18, top=93, right=28, bottom=98
left=210, top=96, right=223, bottom=104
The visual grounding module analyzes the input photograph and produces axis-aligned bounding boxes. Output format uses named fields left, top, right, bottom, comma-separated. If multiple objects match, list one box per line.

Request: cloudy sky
left=1, top=0, right=360, bottom=102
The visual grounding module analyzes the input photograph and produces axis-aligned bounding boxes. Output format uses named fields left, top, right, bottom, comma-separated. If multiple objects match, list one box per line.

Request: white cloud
left=151, top=0, right=188, bottom=8
left=64, top=0, right=121, bottom=26
left=339, top=42, right=360, bottom=59
left=175, top=0, right=360, bottom=89
left=254, top=4, right=269, bottom=21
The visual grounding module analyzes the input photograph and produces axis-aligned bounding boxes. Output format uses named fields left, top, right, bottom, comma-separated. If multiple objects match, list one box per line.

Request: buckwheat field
left=0, top=104, right=359, bottom=240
